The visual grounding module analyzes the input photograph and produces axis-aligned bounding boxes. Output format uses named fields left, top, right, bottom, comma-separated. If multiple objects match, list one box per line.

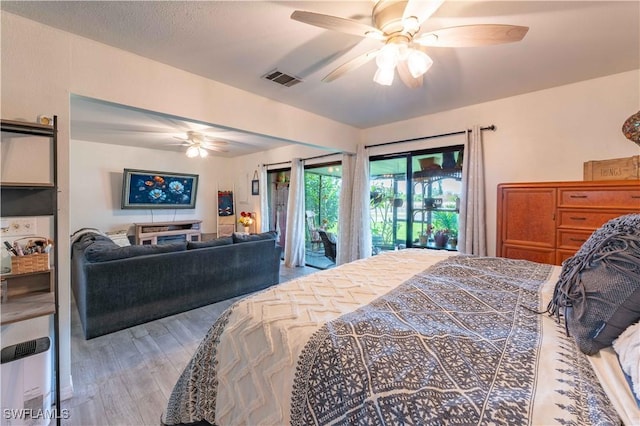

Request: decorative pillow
left=547, top=213, right=640, bottom=355
left=85, top=242, right=187, bottom=262
left=70, top=227, right=106, bottom=246
left=613, top=321, right=640, bottom=406
left=105, top=230, right=131, bottom=247
left=72, top=234, right=115, bottom=252
left=232, top=231, right=277, bottom=244
left=187, top=236, right=233, bottom=250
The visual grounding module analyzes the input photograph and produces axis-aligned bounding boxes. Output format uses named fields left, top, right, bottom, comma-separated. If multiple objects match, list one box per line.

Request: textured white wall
left=69, top=140, right=227, bottom=235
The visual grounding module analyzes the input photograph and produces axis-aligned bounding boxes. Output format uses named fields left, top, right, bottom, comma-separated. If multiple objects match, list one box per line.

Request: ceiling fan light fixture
left=407, top=49, right=433, bottom=78
left=198, top=147, right=208, bottom=158
left=376, top=43, right=400, bottom=69
left=186, top=145, right=200, bottom=158
left=373, top=66, right=395, bottom=86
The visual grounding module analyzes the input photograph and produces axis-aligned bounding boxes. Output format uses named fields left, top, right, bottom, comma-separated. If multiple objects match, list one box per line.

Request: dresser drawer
left=558, top=187, right=640, bottom=208
left=557, top=229, right=593, bottom=250
left=557, top=209, right=629, bottom=229
left=556, top=249, right=578, bottom=265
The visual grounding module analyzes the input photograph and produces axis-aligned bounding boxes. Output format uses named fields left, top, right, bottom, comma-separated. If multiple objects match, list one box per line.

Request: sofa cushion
left=232, top=231, right=277, bottom=244
left=85, top=241, right=187, bottom=262
left=187, top=236, right=233, bottom=250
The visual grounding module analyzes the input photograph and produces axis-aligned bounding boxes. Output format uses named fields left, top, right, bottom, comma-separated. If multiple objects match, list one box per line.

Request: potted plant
left=448, top=231, right=458, bottom=249
left=434, top=229, right=450, bottom=248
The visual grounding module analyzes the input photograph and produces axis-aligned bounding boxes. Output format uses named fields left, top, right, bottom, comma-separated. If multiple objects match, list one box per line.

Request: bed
left=162, top=215, right=640, bottom=426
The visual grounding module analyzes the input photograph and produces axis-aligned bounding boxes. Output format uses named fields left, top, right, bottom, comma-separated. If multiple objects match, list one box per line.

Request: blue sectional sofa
left=71, top=231, right=281, bottom=339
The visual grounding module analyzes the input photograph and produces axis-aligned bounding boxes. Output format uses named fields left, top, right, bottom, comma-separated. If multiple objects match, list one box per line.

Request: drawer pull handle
left=632, top=195, right=640, bottom=199
left=570, top=238, right=587, bottom=243
left=570, top=217, right=587, bottom=221
left=570, top=195, right=588, bottom=199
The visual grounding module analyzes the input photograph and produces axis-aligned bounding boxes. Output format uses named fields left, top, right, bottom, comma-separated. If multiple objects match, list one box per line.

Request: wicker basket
left=11, top=253, right=50, bottom=274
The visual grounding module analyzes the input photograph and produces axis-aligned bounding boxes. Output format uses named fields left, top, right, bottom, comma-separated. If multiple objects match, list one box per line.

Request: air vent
left=263, top=70, right=303, bottom=87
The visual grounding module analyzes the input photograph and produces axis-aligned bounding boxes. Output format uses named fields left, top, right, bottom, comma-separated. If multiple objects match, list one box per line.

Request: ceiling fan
left=291, top=0, right=529, bottom=88
left=173, top=130, right=229, bottom=158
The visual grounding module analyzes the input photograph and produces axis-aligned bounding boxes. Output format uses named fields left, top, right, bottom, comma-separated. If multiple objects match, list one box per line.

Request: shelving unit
left=411, top=167, right=462, bottom=249
left=0, top=117, right=60, bottom=424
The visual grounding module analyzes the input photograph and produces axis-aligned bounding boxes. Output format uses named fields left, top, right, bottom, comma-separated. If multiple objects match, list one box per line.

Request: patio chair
left=318, top=230, right=336, bottom=262
left=305, top=211, right=322, bottom=251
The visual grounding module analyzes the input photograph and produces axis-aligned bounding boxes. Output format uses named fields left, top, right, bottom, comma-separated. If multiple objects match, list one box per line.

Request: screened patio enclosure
left=304, top=163, right=341, bottom=269
left=369, top=146, right=463, bottom=253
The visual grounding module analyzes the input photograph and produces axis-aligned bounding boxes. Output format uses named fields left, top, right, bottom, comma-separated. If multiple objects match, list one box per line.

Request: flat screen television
left=121, top=168, right=198, bottom=209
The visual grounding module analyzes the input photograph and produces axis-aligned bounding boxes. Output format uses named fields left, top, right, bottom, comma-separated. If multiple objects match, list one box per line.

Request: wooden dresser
left=496, top=180, right=640, bottom=265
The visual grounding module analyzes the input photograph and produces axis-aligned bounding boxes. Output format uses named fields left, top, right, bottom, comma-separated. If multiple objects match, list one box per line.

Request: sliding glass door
left=305, top=163, right=341, bottom=269
left=266, top=163, right=341, bottom=269
left=369, top=156, right=407, bottom=253
left=370, top=145, right=463, bottom=252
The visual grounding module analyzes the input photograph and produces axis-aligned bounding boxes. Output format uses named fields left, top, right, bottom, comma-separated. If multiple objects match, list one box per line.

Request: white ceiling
left=2, top=1, right=639, bottom=156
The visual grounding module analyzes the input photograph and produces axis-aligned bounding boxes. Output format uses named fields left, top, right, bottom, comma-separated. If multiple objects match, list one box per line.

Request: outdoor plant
left=370, top=184, right=398, bottom=246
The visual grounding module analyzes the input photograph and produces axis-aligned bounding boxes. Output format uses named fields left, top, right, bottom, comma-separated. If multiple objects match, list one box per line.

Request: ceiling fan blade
left=203, top=146, right=229, bottom=153
left=415, top=24, right=529, bottom=47
left=397, top=61, right=423, bottom=89
left=291, top=10, right=384, bottom=40
left=203, top=137, right=228, bottom=145
left=322, top=49, right=380, bottom=83
left=202, top=142, right=228, bottom=150
left=403, top=0, right=445, bottom=25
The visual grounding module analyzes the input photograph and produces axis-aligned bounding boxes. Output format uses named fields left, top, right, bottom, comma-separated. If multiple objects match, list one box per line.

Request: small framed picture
left=251, top=179, right=259, bottom=196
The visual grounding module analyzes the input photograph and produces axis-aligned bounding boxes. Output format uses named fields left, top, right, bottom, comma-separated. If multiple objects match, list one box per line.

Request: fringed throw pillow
left=547, top=213, right=640, bottom=355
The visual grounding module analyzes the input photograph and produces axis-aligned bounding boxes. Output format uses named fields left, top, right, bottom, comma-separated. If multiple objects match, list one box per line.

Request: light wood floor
left=61, top=264, right=318, bottom=426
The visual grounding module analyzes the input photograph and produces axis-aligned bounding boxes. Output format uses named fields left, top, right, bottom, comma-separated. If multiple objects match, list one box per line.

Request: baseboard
left=60, top=375, right=74, bottom=401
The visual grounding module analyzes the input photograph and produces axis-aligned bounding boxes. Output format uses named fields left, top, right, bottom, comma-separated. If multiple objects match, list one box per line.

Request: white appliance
left=1, top=337, right=52, bottom=426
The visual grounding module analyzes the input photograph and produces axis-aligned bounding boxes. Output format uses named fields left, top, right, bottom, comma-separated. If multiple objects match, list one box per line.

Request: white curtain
left=259, top=165, right=270, bottom=232
left=284, top=158, right=305, bottom=267
left=337, top=153, right=354, bottom=265
left=337, top=144, right=371, bottom=264
left=459, top=125, right=487, bottom=256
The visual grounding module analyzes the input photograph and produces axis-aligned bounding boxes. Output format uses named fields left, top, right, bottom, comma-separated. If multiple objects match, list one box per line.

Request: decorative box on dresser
left=497, top=180, right=640, bottom=265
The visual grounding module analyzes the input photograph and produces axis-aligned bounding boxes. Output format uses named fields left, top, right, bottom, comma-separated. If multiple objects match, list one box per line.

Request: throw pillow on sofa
left=73, top=234, right=115, bottom=252
left=85, top=241, right=187, bottom=262
left=105, top=230, right=132, bottom=247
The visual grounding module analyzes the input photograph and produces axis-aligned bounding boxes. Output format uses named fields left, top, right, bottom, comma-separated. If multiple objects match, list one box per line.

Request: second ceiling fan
left=174, top=130, right=229, bottom=158
left=291, top=0, right=529, bottom=88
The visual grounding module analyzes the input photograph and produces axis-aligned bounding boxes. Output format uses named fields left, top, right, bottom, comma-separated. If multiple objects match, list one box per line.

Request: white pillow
left=613, top=321, right=640, bottom=402
left=106, top=230, right=131, bottom=247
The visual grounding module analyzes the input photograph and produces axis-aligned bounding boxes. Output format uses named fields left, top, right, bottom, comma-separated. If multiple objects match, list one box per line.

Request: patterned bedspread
left=163, top=250, right=620, bottom=426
